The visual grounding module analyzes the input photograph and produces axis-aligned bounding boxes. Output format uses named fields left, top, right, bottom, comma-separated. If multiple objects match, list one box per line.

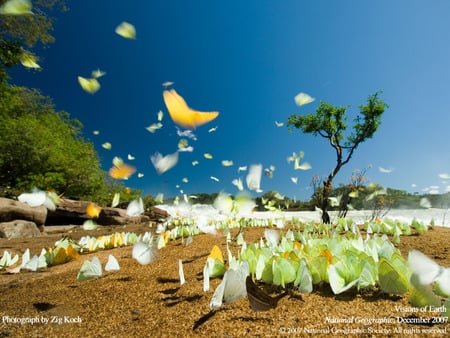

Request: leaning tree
left=287, top=92, right=388, bottom=223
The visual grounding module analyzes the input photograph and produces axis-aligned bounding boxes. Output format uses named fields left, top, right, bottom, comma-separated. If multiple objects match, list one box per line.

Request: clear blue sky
left=9, top=0, right=450, bottom=200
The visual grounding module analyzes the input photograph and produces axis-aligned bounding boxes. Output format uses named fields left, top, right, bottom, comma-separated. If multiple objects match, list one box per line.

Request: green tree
left=0, top=0, right=67, bottom=80
left=0, top=83, right=106, bottom=201
left=287, top=92, right=388, bottom=223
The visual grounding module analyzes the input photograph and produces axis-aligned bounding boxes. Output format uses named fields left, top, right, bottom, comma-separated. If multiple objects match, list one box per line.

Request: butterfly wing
left=163, top=89, right=218, bottom=129
left=105, top=254, right=120, bottom=272
left=407, top=249, right=441, bottom=285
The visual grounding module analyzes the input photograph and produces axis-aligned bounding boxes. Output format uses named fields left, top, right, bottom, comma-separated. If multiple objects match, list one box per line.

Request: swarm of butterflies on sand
left=2, top=187, right=450, bottom=317
left=2, top=0, right=449, bottom=316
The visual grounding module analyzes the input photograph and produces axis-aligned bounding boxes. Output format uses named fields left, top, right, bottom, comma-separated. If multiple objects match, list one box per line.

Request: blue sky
left=9, top=0, right=450, bottom=200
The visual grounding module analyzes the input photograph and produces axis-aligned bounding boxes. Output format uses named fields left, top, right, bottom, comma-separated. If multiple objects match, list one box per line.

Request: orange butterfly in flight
left=163, top=89, right=219, bottom=129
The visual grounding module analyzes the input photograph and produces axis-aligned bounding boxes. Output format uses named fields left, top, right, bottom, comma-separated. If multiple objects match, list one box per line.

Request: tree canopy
left=287, top=92, right=388, bottom=222
left=0, top=82, right=107, bottom=200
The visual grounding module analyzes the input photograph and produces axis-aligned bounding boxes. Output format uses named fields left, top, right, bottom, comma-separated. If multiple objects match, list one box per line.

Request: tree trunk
left=321, top=178, right=333, bottom=223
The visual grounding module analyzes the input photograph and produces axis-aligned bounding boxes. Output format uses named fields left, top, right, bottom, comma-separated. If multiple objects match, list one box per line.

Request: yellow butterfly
left=20, top=52, right=40, bottom=69
left=86, top=203, right=102, bottom=218
left=0, top=0, right=32, bottom=15
left=109, top=162, right=136, bottom=180
left=163, top=89, right=219, bottom=129
left=208, top=245, right=224, bottom=263
left=78, top=76, right=100, bottom=94
left=115, top=21, right=136, bottom=39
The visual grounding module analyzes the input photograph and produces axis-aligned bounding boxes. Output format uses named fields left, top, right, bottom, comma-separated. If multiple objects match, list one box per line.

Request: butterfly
left=439, top=173, right=450, bottom=180
left=105, top=254, right=120, bottom=272
left=162, top=81, right=174, bottom=87
left=0, top=0, right=32, bottom=15
left=115, top=21, right=136, bottom=39
left=132, top=242, right=156, bottom=265
left=86, top=203, right=102, bottom=218
left=408, top=249, right=450, bottom=297
left=146, top=122, right=163, bottom=133
left=111, top=192, right=120, bottom=208
left=246, top=275, right=288, bottom=311
left=378, top=255, right=410, bottom=294
left=78, top=76, right=100, bottom=94
left=77, top=256, right=102, bottom=281
left=102, top=142, right=112, bottom=150
left=327, top=263, right=359, bottom=294
left=20, top=52, right=40, bottom=69
left=221, top=160, right=233, bottom=167
left=82, top=219, right=98, bottom=231
left=18, top=189, right=46, bottom=207
left=91, top=68, right=106, bottom=78
left=109, top=162, right=136, bottom=180
left=210, top=262, right=249, bottom=309
left=126, top=198, right=144, bottom=217
left=231, top=178, right=244, bottom=191
left=378, top=166, right=393, bottom=173
left=246, top=164, right=263, bottom=192
left=264, top=229, right=279, bottom=247
left=0, top=250, right=19, bottom=268
left=179, top=259, right=186, bottom=285
left=294, top=258, right=313, bottom=293
left=294, top=92, right=315, bottom=106
left=163, top=89, right=219, bottom=129
left=151, top=151, right=179, bottom=174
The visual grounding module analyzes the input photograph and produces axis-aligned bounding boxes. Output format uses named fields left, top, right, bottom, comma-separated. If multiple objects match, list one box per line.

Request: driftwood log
left=0, top=198, right=169, bottom=228
left=46, top=198, right=169, bottom=225
left=0, top=197, right=47, bottom=226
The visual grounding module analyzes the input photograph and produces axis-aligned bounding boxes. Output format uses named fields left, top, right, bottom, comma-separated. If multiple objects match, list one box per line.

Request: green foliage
left=287, top=92, right=388, bottom=222
left=0, top=83, right=106, bottom=201
left=0, top=0, right=68, bottom=79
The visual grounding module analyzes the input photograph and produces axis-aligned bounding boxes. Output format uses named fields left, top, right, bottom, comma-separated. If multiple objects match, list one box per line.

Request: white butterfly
left=105, top=254, right=120, bottom=272
left=419, top=197, right=432, bottom=209
left=18, top=189, right=46, bottom=207
left=179, top=259, right=185, bottom=285
left=91, top=68, right=106, bottom=78
left=378, top=167, right=393, bottom=173
left=127, top=154, right=135, bottom=161
left=264, top=229, right=280, bottom=247
left=275, top=121, right=284, bottom=127
left=146, top=122, right=163, bottom=133
left=231, top=178, right=244, bottom=191
left=294, top=92, right=315, bottom=106
left=439, top=173, right=450, bottom=180
left=246, top=164, right=263, bottom=192
left=77, top=257, right=102, bottom=281
left=291, top=177, right=298, bottom=184
left=151, top=151, right=179, bottom=174
left=328, top=264, right=359, bottom=294
left=210, top=261, right=249, bottom=309
left=111, top=192, right=120, bottom=207
left=126, top=198, right=144, bottom=217
left=208, top=126, right=218, bottom=133
left=210, top=176, right=220, bottom=182
left=203, top=263, right=210, bottom=292
left=82, top=219, right=98, bottom=231
left=237, top=166, right=247, bottom=173
left=0, top=250, right=19, bottom=269
left=221, top=160, right=233, bottom=167
left=132, top=242, right=156, bottom=265
left=408, top=249, right=450, bottom=296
